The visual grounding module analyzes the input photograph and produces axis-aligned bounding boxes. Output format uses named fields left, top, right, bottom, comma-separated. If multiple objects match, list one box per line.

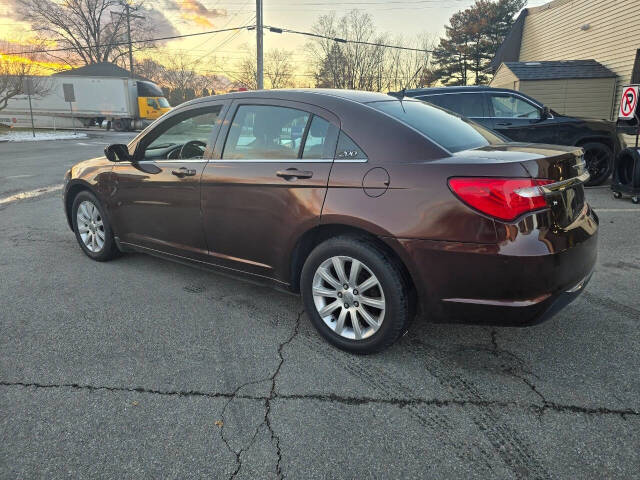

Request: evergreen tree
left=434, top=0, right=526, bottom=86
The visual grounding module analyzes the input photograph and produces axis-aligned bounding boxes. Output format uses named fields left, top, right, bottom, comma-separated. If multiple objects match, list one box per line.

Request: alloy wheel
left=311, top=256, right=385, bottom=340
left=76, top=200, right=105, bottom=253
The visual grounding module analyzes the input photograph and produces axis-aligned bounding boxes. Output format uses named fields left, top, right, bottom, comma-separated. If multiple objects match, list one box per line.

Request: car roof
left=404, top=86, right=517, bottom=95
left=180, top=88, right=396, bottom=108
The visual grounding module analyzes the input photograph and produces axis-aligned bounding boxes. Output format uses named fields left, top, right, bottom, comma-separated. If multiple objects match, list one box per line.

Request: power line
left=265, top=25, right=433, bottom=53
left=3, top=25, right=253, bottom=56
left=3, top=23, right=434, bottom=57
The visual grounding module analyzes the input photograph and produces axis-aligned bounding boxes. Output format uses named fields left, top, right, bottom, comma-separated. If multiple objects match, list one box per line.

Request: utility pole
left=112, top=2, right=143, bottom=78
left=256, top=0, right=264, bottom=89
left=125, top=2, right=134, bottom=78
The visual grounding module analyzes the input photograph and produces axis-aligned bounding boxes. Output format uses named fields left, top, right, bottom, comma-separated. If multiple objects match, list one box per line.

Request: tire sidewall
left=71, top=191, right=115, bottom=261
left=583, top=142, right=613, bottom=186
left=301, top=237, right=408, bottom=354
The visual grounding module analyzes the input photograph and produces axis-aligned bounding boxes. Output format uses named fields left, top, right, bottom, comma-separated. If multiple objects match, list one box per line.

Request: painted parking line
left=594, top=208, right=640, bottom=212
left=0, top=184, right=63, bottom=206
left=5, top=174, right=34, bottom=179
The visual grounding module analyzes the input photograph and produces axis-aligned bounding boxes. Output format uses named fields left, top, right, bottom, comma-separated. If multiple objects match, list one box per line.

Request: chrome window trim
left=114, top=159, right=209, bottom=165
left=416, top=91, right=554, bottom=119
left=115, top=158, right=366, bottom=165
left=208, top=159, right=342, bottom=163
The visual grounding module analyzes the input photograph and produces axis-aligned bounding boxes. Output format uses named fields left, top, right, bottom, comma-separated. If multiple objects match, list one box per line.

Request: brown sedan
left=63, top=89, right=598, bottom=353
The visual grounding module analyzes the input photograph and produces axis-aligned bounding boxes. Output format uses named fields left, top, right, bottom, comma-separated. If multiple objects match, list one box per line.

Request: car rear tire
left=582, top=142, right=613, bottom=186
left=71, top=191, right=119, bottom=262
left=301, top=236, right=412, bottom=354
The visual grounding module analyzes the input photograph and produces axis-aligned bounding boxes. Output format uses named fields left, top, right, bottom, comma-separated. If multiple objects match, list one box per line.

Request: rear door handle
left=276, top=169, right=313, bottom=180
left=496, top=122, right=513, bottom=126
left=172, top=167, right=197, bottom=178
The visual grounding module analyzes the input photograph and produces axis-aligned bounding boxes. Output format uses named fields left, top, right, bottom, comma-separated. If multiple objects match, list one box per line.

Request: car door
left=200, top=99, right=339, bottom=282
left=109, top=102, right=228, bottom=259
left=486, top=92, right=558, bottom=144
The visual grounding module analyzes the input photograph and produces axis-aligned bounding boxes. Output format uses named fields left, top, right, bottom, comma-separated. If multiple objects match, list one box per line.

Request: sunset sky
left=0, top=0, right=550, bottom=82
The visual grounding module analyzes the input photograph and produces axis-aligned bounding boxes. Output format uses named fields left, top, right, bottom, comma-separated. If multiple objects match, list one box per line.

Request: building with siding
left=491, top=0, right=640, bottom=122
left=491, top=60, right=617, bottom=119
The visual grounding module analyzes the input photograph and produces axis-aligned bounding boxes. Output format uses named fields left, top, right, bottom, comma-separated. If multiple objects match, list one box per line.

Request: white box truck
left=0, top=76, right=171, bottom=131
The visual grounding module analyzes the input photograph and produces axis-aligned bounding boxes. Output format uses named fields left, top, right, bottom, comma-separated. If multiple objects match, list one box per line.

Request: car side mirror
left=541, top=106, right=551, bottom=119
left=104, top=144, right=131, bottom=162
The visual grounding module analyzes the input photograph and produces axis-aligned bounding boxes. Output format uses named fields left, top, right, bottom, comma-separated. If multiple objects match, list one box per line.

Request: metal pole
left=27, top=91, right=35, bottom=138
left=125, top=2, right=134, bottom=78
left=69, top=101, right=76, bottom=136
left=256, top=0, right=263, bottom=90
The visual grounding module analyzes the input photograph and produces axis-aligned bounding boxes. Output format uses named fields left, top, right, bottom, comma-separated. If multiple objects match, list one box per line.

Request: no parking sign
left=619, top=85, right=639, bottom=120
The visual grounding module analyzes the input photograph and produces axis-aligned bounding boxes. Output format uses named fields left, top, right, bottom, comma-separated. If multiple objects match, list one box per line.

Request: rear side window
left=420, top=93, right=485, bottom=118
left=335, top=131, right=367, bottom=160
left=368, top=99, right=502, bottom=153
left=223, top=105, right=310, bottom=160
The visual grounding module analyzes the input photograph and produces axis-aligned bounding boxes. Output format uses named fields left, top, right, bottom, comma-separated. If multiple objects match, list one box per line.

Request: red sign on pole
left=619, top=86, right=638, bottom=119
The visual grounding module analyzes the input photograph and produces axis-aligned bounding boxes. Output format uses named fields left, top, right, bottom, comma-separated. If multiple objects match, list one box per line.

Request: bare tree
left=159, top=54, right=203, bottom=104
left=0, top=45, right=50, bottom=112
left=265, top=49, right=294, bottom=89
left=235, top=55, right=257, bottom=90
left=234, top=47, right=295, bottom=90
left=309, top=10, right=395, bottom=91
left=134, top=58, right=164, bottom=83
left=17, top=0, right=157, bottom=67
left=381, top=33, right=437, bottom=91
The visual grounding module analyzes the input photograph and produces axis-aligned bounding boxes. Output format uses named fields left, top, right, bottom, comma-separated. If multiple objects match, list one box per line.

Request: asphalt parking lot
left=1, top=132, right=639, bottom=479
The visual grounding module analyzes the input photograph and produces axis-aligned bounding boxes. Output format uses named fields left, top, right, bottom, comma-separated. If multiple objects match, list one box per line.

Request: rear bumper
left=398, top=205, right=599, bottom=326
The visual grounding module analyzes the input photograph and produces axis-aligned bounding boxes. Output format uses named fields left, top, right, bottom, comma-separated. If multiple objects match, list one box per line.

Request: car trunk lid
left=452, top=143, right=588, bottom=227
left=512, top=143, right=588, bottom=227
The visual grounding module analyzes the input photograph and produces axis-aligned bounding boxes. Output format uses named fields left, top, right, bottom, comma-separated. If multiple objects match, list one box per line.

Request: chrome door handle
left=276, top=169, right=313, bottom=180
left=172, top=167, right=196, bottom=178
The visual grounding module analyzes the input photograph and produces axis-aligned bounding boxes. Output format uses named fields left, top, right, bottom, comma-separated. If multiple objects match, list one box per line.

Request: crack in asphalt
left=1, top=381, right=637, bottom=418
left=216, top=309, right=303, bottom=479
left=488, top=329, right=546, bottom=405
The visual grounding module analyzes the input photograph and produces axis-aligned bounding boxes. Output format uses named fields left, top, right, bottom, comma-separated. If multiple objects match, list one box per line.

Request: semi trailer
left=0, top=75, right=171, bottom=131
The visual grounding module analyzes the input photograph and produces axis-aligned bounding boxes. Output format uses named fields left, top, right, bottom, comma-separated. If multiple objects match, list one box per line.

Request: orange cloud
left=0, top=52, right=69, bottom=74
left=180, top=13, right=214, bottom=28
left=166, top=0, right=226, bottom=28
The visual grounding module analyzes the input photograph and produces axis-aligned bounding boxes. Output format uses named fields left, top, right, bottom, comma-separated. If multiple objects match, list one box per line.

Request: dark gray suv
left=403, top=86, right=623, bottom=186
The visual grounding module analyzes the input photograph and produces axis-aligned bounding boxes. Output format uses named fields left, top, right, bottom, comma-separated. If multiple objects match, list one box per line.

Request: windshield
left=367, top=99, right=503, bottom=153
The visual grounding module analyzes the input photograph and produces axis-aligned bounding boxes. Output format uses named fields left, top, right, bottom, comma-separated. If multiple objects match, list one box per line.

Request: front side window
left=143, top=107, right=221, bottom=160
left=147, top=98, right=159, bottom=109
left=368, top=99, right=503, bottom=153
left=223, top=105, right=310, bottom=160
left=490, top=94, right=540, bottom=119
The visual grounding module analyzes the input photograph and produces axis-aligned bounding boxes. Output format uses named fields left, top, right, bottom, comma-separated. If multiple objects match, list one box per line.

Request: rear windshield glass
left=367, top=99, right=503, bottom=153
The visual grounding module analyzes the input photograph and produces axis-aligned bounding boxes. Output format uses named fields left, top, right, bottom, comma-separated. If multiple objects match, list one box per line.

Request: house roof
left=490, top=10, right=528, bottom=71
left=500, top=60, right=616, bottom=81
left=53, top=62, right=148, bottom=80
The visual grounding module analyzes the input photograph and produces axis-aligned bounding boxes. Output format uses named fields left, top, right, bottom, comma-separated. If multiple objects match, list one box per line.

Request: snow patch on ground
left=0, top=131, right=88, bottom=142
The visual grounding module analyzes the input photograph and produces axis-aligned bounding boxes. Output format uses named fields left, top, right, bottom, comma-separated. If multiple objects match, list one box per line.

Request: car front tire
left=301, top=236, right=413, bottom=354
left=71, top=190, right=119, bottom=262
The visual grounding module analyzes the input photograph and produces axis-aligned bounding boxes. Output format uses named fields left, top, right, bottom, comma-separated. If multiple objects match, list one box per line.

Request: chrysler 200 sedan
left=63, top=89, right=598, bottom=353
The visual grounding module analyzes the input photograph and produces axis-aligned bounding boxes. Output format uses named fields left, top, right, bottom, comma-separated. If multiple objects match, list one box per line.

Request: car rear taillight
left=448, top=177, right=554, bottom=222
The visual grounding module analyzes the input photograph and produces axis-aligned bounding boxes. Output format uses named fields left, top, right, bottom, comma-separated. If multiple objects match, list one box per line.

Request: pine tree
left=434, top=0, right=526, bottom=86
